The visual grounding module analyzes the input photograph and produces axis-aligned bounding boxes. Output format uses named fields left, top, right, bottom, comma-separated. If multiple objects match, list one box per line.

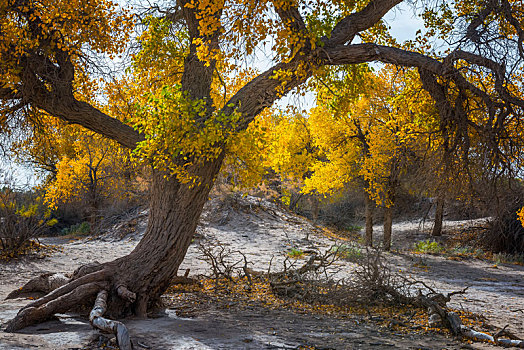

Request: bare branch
left=464, top=0, right=496, bottom=44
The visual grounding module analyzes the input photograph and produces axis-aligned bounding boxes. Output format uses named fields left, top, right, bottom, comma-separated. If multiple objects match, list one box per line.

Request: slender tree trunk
left=87, top=185, right=99, bottom=227
left=310, top=196, right=319, bottom=223
left=431, top=196, right=445, bottom=237
left=364, top=193, right=373, bottom=246
left=288, top=192, right=302, bottom=211
left=383, top=206, right=393, bottom=251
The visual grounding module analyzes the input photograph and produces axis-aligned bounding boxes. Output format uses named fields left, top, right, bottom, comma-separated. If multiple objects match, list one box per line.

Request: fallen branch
left=447, top=313, right=524, bottom=347
left=267, top=247, right=524, bottom=348
left=389, top=281, right=524, bottom=348
left=90, top=290, right=132, bottom=350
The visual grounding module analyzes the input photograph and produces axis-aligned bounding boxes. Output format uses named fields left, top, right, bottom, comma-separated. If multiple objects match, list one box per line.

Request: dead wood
left=365, top=258, right=524, bottom=348
left=5, top=273, right=69, bottom=300
left=197, top=240, right=253, bottom=288
left=90, top=290, right=132, bottom=350
left=265, top=247, right=524, bottom=348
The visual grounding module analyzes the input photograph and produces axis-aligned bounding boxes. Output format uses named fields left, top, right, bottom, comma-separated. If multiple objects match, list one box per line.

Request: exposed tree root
left=18, top=269, right=110, bottom=313
left=4, top=265, right=116, bottom=332
left=5, top=273, right=69, bottom=300
left=116, top=285, right=137, bottom=304
left=5, top=281, right=109, bottom=332
left=90, top=290, right=132, bottom=350
left=4, top=265, right=136, bottom=348
left=3, top=261, right=190, bottom=349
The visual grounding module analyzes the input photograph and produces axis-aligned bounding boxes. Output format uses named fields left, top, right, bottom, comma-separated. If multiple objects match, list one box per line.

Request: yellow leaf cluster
left=0, top=0, right=133, bottom=95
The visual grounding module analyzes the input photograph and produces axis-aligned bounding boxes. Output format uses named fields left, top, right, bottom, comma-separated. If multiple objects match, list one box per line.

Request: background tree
left=290, top=66, right=441, bottom=250
left=14, top=116, right=139, bottom=225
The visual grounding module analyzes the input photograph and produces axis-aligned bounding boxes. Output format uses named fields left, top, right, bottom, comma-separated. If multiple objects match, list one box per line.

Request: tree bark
left=383, top=206, right=393, bottom=251
left=5, top=156, right=223, bottom=331
left=432, top=196, right=445, bottom=237
left=106, top=158, right=224, bottom=316
left=364, top=193, right=373, bottom=247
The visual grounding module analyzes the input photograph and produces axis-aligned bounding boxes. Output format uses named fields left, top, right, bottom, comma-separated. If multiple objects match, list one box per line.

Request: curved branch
left=500, top=0, right=524, bottom=59
left=464, top=0, right=496, bottom=44
left=325, top=0, right=403, bottom=47
left=32, top=95, right=143, bottom=150
left=447, top=49, right=524, bottom=108
left=321, top=43, right=511, bottom=111
left=223, top=58, right=314, bottom=130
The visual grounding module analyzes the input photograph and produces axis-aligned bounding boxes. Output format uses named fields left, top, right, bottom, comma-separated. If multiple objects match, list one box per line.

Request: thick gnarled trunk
left=5, top=156, right=223, bottom=332
left=110, top=159, right=223, bottom=316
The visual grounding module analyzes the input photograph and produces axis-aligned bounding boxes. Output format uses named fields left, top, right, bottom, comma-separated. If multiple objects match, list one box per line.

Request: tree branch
left=273, top=1, right=307, bottom=37
left=325, top=0, right=403, bottom=47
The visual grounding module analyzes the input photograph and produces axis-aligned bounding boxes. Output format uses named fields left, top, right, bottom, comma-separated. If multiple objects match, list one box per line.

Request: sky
left=1, top=2, right=425, bottom=188
left=385, top=3, right=425, bottom=42
left=0, top=158, right=38, bottom=190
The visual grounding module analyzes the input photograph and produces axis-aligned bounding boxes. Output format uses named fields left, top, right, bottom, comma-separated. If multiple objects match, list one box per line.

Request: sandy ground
left=1, top=195, right=523, bottom=349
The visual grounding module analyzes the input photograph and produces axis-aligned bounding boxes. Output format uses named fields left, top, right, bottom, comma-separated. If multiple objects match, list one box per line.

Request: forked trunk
left=383, top=206, right=393, bottom=251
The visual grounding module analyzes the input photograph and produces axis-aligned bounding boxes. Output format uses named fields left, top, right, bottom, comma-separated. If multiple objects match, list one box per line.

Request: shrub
left=494, top=252, right=524, bottom=265
left=450, top=245, right=484, bottom=259
left=287, top=248, right=304, bottom=258
left=0, top=189, right=56, bottom=258
left=330, top=244, right=363, bottom=262
left=346, top=224, right=362, bottom=233
left=60, top=221, right=91, bottom=236
left=413, top=240, right=444, bottom=254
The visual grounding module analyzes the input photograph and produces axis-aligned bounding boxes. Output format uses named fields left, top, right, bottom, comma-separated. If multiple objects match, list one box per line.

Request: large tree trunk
left=431, top=196, right=445, bottom=237
left=109, top=159, right=222, bottom=315
left=5, top=156, right=223, bottom=331
left=364, top=193, right=373, bottom=247
left=383, top=206, right=393, bottom=251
